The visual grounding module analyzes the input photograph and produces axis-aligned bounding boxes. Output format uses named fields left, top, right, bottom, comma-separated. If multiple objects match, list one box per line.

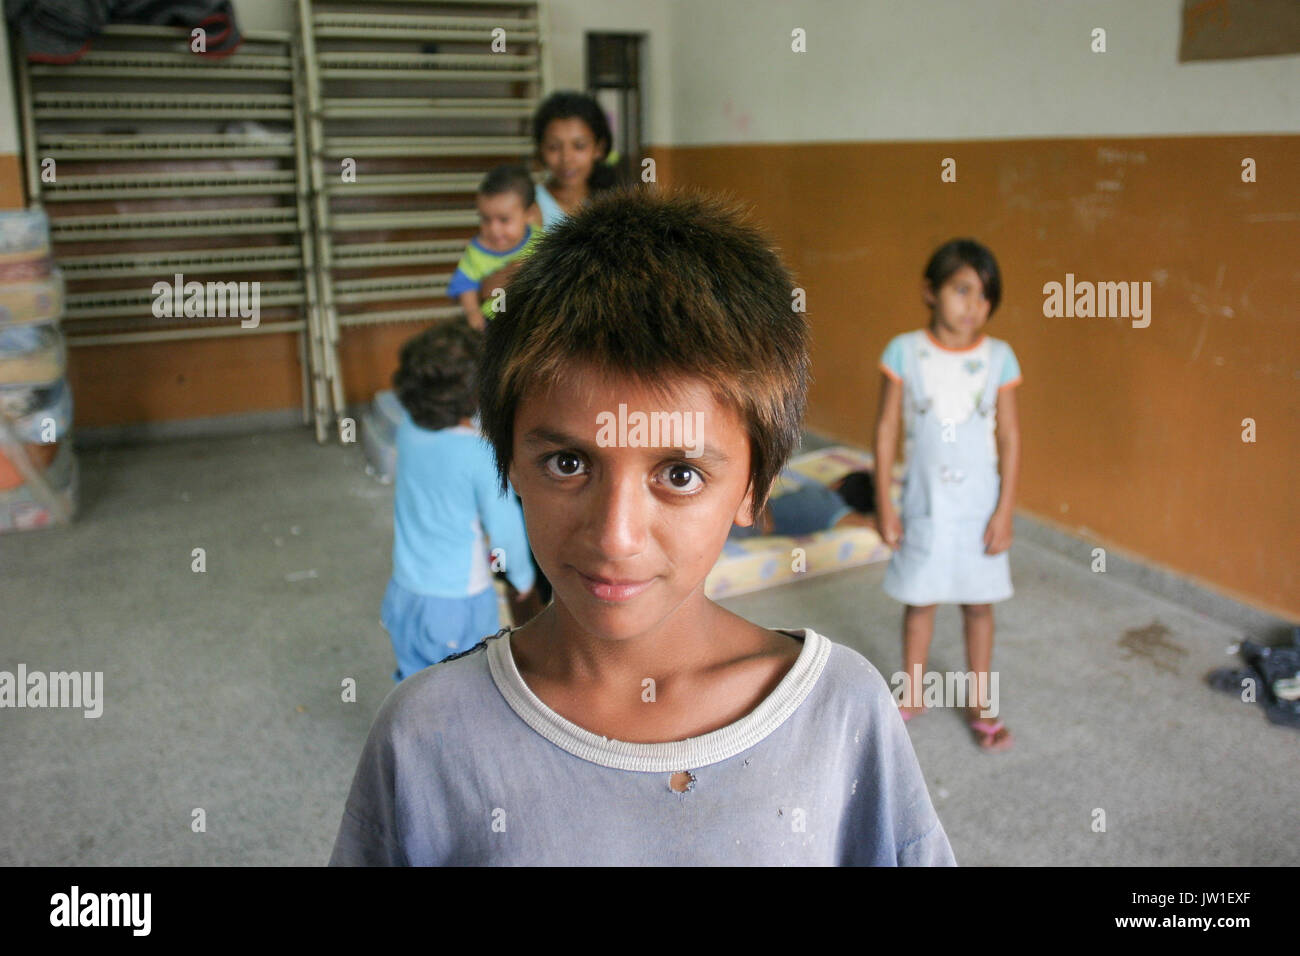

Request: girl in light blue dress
left=874, top=239, right=1023, bottom=752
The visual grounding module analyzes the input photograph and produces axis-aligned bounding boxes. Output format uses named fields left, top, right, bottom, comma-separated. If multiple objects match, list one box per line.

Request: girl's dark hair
left=532, top=91, right=621, bottom=192
left=923, top=238, right=1002, bottom=316
left=836, top=471, right=877, bottom=516
left=392, top=323, right=484, bottom=431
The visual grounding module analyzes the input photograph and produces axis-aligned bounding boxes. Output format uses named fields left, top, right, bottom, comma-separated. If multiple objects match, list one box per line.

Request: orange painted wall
left=650, top=137, right=1299, bottom=619
left=7, top=136, right=1295, bottom=618
left=0, top=154, right=24, bottom=208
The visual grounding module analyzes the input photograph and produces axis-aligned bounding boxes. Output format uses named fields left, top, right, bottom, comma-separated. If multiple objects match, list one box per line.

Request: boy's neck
left=517, top=596, right=731, bottom=683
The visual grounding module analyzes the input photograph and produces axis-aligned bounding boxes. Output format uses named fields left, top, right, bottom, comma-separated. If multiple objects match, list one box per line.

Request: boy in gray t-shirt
left=329, top=188, right=955, bottom=866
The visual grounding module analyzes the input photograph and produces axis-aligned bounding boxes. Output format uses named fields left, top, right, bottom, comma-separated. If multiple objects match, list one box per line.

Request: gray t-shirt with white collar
left=328, top=627, right=956, bottom=866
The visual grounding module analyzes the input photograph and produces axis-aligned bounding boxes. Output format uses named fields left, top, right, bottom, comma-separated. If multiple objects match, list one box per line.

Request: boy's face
left=509, top=363, right=757, bottom=643
left=477, top=191, right=531, bottom=253
left=924, top=264, right=991, bottom=338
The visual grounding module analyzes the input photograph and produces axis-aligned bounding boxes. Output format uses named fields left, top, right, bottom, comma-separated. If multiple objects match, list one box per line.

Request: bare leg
left=961, top=603, right=1011, bottom=748
left=900, top=604, right=936, bottom=715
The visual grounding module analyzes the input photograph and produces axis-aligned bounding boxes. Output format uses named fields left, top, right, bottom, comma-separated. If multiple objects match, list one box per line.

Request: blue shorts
left=381, top=577, right=500, bottom=681
left=730, top=484, right=853, bottom=539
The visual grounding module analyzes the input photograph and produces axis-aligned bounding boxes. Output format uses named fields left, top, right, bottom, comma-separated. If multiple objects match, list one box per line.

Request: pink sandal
left=968, top=718, right=1013, bottom=752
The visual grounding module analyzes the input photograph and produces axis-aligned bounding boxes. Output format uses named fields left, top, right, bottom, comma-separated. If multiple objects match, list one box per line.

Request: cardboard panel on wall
left=1180, top=0, right=1300, bottom=61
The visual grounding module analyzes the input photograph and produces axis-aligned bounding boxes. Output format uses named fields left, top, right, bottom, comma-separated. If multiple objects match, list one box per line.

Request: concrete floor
left=1, top=428, right=1295, bottom=865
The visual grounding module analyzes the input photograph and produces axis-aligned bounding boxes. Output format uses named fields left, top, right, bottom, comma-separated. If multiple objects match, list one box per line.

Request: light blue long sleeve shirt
left=391, top=420, right=535, bottom=598
left=329, top=627, right=956, bottom=866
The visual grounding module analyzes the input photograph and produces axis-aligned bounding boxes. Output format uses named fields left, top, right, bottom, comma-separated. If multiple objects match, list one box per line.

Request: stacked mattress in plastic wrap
left=0, top=209, right=76, bottom=532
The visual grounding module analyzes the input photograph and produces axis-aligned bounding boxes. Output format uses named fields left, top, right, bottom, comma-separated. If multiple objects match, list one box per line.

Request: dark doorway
left=585, top=33, right=645, bottom=183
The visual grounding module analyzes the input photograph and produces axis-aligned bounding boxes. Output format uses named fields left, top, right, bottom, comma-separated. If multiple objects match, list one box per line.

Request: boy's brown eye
left=663, top=464, right=703, bottom=493
left=545, top=452, right=585, bottom=477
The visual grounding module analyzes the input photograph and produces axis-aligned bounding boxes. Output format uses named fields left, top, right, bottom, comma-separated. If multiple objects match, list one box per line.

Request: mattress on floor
left=703, top=445, right=901, bottom=600
left=784, top=444, right=904, bottom=506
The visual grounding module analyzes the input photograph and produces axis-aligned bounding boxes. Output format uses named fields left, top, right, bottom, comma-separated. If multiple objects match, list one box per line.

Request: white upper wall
left=664, top=0, right=1300, bottom=144
left=11, top=0, right=1294, bottom=160
left=230, top=0, right=674, bottom=141
left=541, top=0, right=673, bottom=145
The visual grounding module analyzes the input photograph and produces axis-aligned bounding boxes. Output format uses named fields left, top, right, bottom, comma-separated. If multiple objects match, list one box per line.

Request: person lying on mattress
left=728, top=470, right=878, bottom=539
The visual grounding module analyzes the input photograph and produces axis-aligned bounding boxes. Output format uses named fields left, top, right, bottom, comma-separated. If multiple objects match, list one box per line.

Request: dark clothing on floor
left=7, top=0, right=241, bottom=61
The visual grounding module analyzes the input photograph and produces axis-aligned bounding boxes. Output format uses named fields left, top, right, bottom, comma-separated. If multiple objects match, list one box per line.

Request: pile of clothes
left=1208, top=628, right=1300, bottom=729
left=6, top=0, right=241, bottom=62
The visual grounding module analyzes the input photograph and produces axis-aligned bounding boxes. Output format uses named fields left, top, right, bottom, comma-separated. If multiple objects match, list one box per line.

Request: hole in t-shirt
left=668, top=770, right=696, bottom=793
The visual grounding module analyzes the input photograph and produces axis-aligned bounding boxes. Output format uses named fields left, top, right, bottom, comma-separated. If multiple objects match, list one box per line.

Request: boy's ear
left=732, top=478, right=759, bottom=528
left=921, top=279, right=937, bottom=308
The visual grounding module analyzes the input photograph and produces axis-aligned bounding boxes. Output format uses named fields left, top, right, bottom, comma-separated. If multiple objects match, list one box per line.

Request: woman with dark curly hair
left=476, top=92, right=624, bottom=301
left=531, top=90, right=623, bottom=229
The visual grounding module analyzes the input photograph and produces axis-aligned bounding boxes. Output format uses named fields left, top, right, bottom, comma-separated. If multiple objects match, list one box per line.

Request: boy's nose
left=584, top=474, right=649, bottom=560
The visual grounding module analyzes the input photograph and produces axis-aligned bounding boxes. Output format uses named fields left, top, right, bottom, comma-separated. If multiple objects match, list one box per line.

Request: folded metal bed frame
left=12, top=1, right=548, bottom=452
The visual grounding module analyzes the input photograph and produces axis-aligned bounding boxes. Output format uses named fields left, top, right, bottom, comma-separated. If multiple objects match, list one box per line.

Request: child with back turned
left=874, top=240, right=1023, bottom=751
left=330, top=188, right=955, bottom=866
left=382, top=323, right=535, bottom=682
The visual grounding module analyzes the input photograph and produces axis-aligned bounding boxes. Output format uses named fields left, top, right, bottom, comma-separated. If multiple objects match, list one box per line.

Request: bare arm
left=874, top=372, right=904, bottom=547
left=984, top=385, right=1021, bottom=554
left=476, top=259, right=524, bottom=311
left=457, top=290, right=484, bottom=330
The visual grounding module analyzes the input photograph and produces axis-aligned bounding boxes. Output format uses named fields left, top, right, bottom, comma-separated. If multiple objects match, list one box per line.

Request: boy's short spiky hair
left=393, top=322, right=483, bottom=431
left=478, top=186, right=810, bottom=518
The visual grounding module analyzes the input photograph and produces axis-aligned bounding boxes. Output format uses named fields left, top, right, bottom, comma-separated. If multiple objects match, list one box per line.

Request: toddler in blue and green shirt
left=447, top=166, right=542, bottom=330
